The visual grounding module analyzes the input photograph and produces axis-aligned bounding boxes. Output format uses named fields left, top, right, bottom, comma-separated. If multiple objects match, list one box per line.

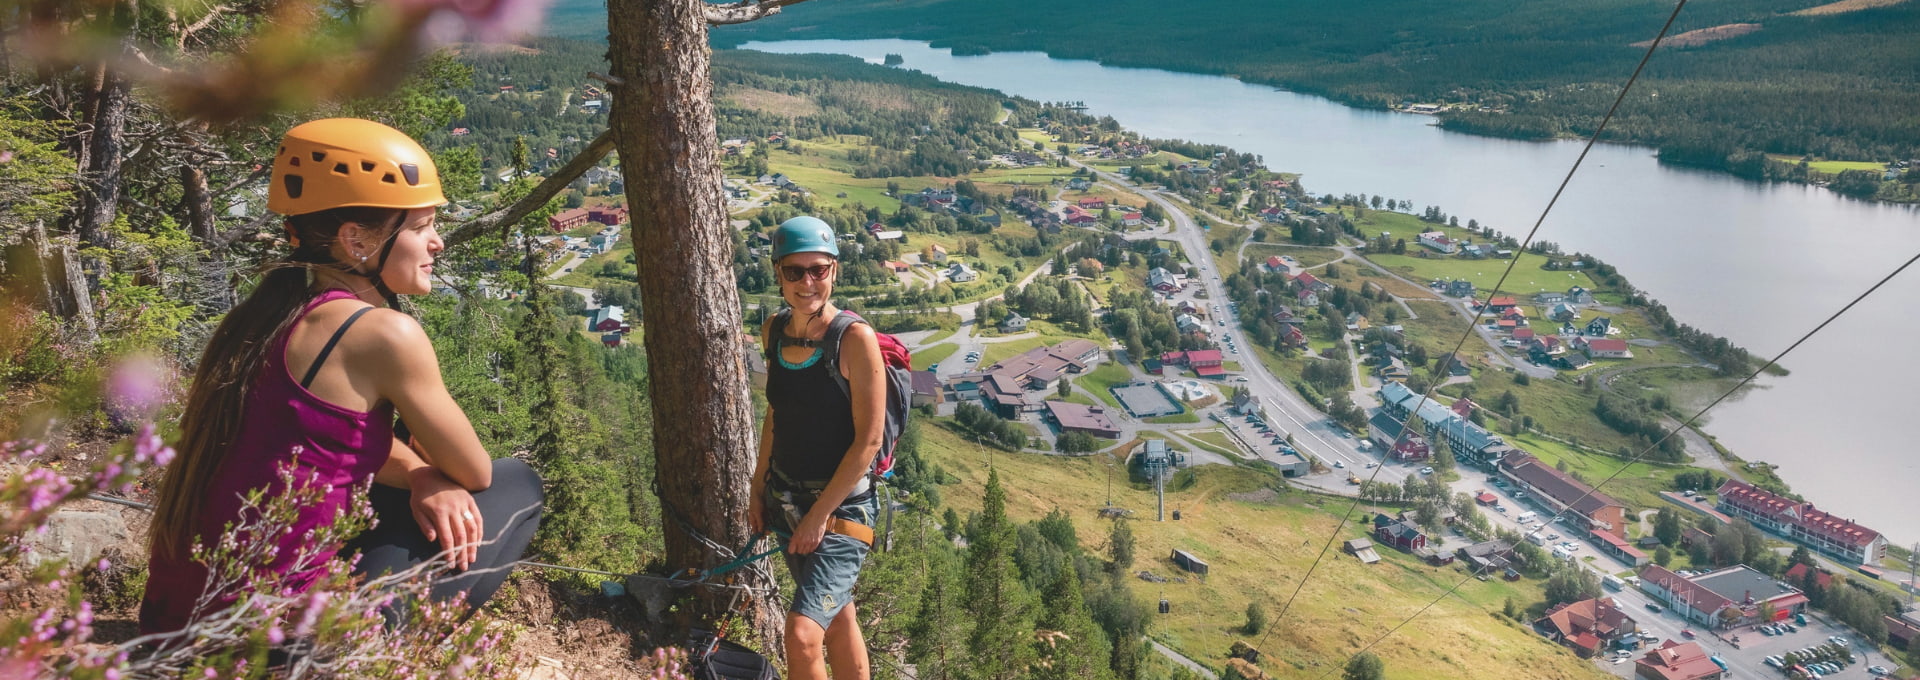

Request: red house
left=1373, top=514, right=1427, bottom=552
left=1486, top=296, right=1518, bottom=312
left=1185, top=349, right=1224, bottom=378
left=1077, top=197, right=1106, bottom=209
left=588, top=205, right=629, bottom=226
left=548, top=207, right=591, bottom=232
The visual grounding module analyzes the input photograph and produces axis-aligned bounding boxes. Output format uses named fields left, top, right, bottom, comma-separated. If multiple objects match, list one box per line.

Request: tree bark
left=606, top=0, right=781, bottom=647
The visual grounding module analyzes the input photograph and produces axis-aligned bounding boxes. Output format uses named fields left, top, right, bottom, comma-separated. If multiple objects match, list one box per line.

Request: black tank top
left=767, top=342, right=855, bottom=483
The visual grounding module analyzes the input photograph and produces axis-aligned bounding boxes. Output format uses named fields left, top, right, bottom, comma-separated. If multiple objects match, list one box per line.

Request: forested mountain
left=687, top=0, right=1920, bottom=178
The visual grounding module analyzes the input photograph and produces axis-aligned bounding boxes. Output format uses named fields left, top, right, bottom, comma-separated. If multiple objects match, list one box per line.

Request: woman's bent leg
left=347, top=457, right=544, bottom=613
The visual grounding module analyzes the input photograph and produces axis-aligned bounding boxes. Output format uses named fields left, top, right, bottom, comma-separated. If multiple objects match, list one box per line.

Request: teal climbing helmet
left=771, top=215, right=840, bottom=260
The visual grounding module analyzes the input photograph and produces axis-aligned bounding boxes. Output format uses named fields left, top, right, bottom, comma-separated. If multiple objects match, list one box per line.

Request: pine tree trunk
left=605, top=0, right=781, bottom=648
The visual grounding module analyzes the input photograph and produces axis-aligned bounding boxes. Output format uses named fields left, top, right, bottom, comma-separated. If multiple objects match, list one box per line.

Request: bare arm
left=359, top=310, right=492, bottom=491
left=373, top=436, right=431, bottom=488
left=805, top=323, right=885, bottom=514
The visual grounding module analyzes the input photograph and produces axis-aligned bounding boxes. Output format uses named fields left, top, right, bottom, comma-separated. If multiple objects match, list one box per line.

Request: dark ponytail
left=150, top=206, right=405, bottom=560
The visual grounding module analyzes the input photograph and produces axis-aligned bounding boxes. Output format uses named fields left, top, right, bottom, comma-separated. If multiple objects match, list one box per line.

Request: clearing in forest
left=1631, top=22, right=1761, bottom=48
left=1790, top=0, right=1910, bottom=14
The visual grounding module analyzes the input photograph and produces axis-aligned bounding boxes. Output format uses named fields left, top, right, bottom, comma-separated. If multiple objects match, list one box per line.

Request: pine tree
left=907, top=548, right=968, bottom=680
left=1109, top=518, right=1136, bottom=574
left=1033, top=558, right=1115, bottom=680
left=964, top=469, right=1036, bottom=680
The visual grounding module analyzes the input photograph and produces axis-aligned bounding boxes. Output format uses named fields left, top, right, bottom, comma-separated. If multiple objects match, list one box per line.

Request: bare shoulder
left=342, top=307, right=436, bottom=375
left=841, top=320, right=881, bottom=353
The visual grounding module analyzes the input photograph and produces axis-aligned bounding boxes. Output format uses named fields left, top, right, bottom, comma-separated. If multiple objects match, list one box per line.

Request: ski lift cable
left=1257, top=0, right=1695, bottom=654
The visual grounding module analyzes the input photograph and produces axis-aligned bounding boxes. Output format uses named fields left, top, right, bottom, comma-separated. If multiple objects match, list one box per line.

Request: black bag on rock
left=687, top=629, right=779, bottom=680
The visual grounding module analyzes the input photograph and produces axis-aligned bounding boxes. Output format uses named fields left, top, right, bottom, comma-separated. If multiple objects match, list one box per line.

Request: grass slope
left=918, top=424, right=1613, bottom=680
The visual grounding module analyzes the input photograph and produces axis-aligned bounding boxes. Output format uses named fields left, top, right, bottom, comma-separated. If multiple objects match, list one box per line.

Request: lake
left=741, top=39, right=1920, bottom=549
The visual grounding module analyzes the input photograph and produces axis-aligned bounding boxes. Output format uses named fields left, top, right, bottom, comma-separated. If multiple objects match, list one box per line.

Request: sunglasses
left=780, top=263, right=834, bottom=282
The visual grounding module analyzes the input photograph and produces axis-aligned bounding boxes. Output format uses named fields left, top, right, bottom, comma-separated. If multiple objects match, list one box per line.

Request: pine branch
left=703, top=0, right=814, bottom=25
left=441, top=129, right=616, bottom=250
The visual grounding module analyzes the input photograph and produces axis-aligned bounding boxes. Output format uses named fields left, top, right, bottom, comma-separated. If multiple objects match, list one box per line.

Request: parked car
left=1869, top=665, right=1890, bottom=675
left=1365, top=462, right=1378, bottom=469
left=1334, top=461, right=1345, bottom=468
left=1765, top=656, right=1784, bottom=668
left=1681, top=629, right=1695, bottom=638
left=1646, top=603, right=1663, bottom=613
left=1419, top=466, right=1434, bottom=475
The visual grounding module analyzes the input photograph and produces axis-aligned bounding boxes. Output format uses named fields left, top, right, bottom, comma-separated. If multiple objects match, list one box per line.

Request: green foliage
left=1543, top=562, right=1601, bottom=608
left=1654, top=508, right=1682, bottom=548
left=1108, top=519, right=1135, bottom=575
left=1343, top=651, right=1385, bottom=680
left=1056, top=431, right=1102, bottom=454
left=1242, top=601, right=1267, bottom=636
left=1033, top=558, right=1116, bottom=680
left=963, top=469, right=1038, bottom=680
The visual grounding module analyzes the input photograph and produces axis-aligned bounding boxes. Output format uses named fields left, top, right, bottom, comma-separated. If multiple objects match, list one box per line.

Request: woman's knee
left=785, top=612, right=826, bottom=649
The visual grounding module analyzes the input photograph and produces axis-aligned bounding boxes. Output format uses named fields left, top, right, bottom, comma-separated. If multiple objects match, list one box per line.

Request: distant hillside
left=681, top=0, right=1920, bottom=179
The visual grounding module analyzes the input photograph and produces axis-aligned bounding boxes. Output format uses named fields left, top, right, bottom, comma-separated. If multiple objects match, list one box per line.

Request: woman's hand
left=787, top=507, right=831, bottom=555
left=748, top=491, right=766, bottom=535
left=408, top=467, right=482, bottom=570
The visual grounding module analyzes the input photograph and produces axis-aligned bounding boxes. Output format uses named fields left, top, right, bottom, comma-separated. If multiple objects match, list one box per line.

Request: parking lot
left=1592, top=591, right=1900, bottom=680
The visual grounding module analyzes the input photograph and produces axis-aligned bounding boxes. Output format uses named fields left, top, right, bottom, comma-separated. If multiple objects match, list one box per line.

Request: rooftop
left=1637, top=640, right=1722, bottom=680
left=1046, top=400, right=1117, bottom=433
left=1500, top=452, right=1623, bottom=516
left=1692, top=565, right=1801, bottom=607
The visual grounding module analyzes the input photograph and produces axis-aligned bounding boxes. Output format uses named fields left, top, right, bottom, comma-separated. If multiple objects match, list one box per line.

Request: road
left=1068, top=159, right=1410, bottom=489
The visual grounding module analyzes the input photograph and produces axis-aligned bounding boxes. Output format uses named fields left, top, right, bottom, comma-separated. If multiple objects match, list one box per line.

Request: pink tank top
left=140, top=290, right=395, bottom=635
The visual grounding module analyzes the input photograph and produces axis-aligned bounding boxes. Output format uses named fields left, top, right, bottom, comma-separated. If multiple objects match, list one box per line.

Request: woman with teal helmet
left=754, top=215, right=884, bottom=679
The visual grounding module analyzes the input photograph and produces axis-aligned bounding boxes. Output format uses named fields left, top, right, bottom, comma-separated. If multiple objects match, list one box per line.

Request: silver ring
left=462, top=511, right=474, bottom=521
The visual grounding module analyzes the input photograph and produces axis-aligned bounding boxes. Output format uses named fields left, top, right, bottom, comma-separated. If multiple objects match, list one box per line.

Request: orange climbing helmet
left=267, top=118, right=447, bottom=216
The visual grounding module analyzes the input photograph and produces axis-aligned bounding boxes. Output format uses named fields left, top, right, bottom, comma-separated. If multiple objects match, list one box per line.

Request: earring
left=359, top=254, right=368, bottom=262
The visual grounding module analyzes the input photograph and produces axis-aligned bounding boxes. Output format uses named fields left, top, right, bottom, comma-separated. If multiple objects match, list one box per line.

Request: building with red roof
left=1638, top=564, right=1807, bottom=629
left=548, top=207, right=591, bottom=232
left=1634, top=640, right=1724, bottom=680
left=1716, top=479, right=1887, bottom=564
left=1592, top=529, right=1650, bottom=567
left=1534, top=597, right=1637, bottom=658
left=1486, top=296, right=1518, bottom=311
left=1077, top=196, right=1106, bottom=209
left=1185, top=349, right=1225, bottom=378
left=1581, top=337, right=1634, bottom=359
left=1497, top=452, right=1627, bottom=537
left=588, top=204, right=628, bottom=226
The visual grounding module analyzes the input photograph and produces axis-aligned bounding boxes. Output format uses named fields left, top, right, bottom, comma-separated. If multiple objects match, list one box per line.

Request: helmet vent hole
left=361, top=161, right=376, bottom=172
left=382, top=173, right=397, bottom=184
left=282, top=175, right=304, bottom=199
left=332, top=162, right=349, bottom=175
left=400, top=163, right=420, bottom=186
left=289, top=157, right=300, bottom=167
left=310, top=151, right=326, bottom=162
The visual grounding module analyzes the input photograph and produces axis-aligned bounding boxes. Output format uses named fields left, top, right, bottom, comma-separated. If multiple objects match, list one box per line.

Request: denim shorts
left=767, top=490, right=875, bottom=631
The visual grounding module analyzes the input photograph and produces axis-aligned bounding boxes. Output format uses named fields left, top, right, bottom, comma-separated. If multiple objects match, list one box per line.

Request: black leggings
left=344, top=457, right=544, bottom=614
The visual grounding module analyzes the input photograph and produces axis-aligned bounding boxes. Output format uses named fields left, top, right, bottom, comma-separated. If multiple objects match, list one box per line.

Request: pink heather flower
left=0, top=150, right=13, bottom=163
left=267, top=627, right=285, bottom=645
left=97, top=558, right=111, bottom=572
left=104, top=356, right=172, bottom=425
left=397, top=0, right=555, bottom=44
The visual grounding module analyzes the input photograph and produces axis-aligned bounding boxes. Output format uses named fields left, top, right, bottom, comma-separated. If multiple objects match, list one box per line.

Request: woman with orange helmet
left=141, top=118, right=543, bottom=639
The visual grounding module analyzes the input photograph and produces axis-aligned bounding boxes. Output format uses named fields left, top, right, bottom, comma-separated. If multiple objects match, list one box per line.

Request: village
left=498, top=90, right=1917, bottom=680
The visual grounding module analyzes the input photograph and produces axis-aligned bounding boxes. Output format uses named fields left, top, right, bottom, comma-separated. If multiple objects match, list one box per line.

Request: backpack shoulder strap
left=764, top=309, right=790, bottom=365
left=822, top=310, right=865, bottom=397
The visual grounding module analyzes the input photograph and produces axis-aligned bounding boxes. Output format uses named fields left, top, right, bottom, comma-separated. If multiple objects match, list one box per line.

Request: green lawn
left=1445, top=369, right=1636, bottom=454
left=919, top=425, right=1612, bottom=680
left=912, top=343, right=957, bottom=370
left=979, top=335, right=1059, bottom=366
left=1244, top=243, right=1343, bottom=270
left=1766, top=154, right=1887, bottom=175
left=1078, top=361, right=1134, bottom=410
left=1146, top=411, right=1200, bottom=425
left=550, top=245, right=634, bottom=288
left=1506, top=434, right=1682, bottom=513
left=1367, top=251, right=1596, bottom=298
left=1180, top=429, right=1244, bottom=457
